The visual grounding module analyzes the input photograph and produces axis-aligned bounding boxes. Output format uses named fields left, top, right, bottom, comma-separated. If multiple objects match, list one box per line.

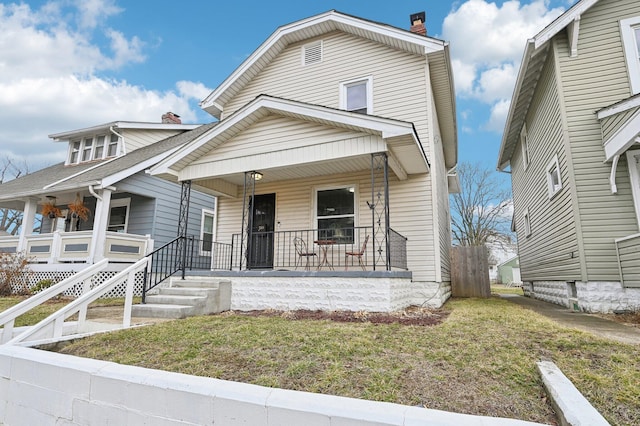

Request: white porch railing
left=0, top=236, right=19, bottom=254
left=18, top=231, right=152, bottom=264
left=615, top=233, right=640, bottom=288
left=0, top=259, right=109, bottom=343
left=5, top=257, right=150, bottom=347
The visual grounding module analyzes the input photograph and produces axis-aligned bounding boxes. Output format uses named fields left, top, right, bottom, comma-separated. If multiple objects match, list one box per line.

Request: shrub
left=0, top=251, right=32, bottom=296
left=32, top=278, right=55, bottom=293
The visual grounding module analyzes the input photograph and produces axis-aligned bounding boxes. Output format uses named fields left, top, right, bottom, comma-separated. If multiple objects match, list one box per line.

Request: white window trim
left=339, top=76, right=373, bottom=114
left=66, top=134, right=121, bottom=165
left=520, top=124, right=530, bottom=171
left=66, top=141, right=81, bottom=165
left=627, top=149, right=640, bottom=227
left=81, top=137, right=94, bottom=162
left=523, top=208, right=532, bottom=237
left=621, top=16, right=640, bottom=94
left=302, top=40, right=323, bottom=66
left=313, top=184, right=359, bottom=241
left=200, top=208, right=217, bottom=255
left=107, top=198, right=131, bottom=233
left=546, top=154, right=563, bottom=198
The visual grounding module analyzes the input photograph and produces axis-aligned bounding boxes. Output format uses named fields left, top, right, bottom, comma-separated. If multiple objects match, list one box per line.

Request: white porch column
left=88, top=188, right=112, bottom=263
left=16, top=197, right=38, bottom=253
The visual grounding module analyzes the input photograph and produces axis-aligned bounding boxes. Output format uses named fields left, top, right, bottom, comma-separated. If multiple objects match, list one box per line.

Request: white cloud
left=0, top=1, right=210, bottom=168
left=176, top=81, right=213, bottom=102
left=444, top=0, right=564, bottom=132
left=74, top=0, right=122, bottom=30
left=485, top=99, right=512, bottom=132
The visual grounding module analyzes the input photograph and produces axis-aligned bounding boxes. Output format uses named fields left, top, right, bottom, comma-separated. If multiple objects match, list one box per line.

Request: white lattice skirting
left=8, top=270, right=145, bottom=298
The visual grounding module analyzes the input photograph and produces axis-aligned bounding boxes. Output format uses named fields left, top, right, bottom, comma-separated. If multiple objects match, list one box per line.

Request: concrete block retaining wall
left=0, top=346, right=545, bottom=426
left=528, top=281, right=640, bottom=313
left=227, top=277, right=448, bottom=311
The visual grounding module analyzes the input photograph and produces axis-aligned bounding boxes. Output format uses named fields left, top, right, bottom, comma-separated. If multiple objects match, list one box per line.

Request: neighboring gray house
left=498, top=0, right=640, bottom=312
left=0, top=115, right=216, bottom=288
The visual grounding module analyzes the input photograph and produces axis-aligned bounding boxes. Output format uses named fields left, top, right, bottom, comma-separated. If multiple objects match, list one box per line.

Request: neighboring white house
left=150, top=10, right=459, bottom=311
left=0, top=114, right=216, bottom=293
left=498, top=0, right=640, bottom=312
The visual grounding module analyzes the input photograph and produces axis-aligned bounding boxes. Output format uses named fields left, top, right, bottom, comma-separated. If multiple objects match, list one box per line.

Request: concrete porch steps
left=131, top=278, right=232, bottom=320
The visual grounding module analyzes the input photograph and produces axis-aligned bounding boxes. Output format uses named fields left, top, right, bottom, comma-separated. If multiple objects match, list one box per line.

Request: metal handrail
left=142, top=236, right=232, bottom=303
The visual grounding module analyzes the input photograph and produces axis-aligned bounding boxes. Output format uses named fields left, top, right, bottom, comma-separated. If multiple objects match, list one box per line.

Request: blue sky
left=0, top=0, right=572, bottom=183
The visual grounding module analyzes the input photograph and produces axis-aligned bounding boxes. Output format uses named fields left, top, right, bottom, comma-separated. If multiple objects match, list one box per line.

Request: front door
left=247, top=193, right=275, bottom=269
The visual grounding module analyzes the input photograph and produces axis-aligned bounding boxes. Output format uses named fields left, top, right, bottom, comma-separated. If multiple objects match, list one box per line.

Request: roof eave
left=49, top=122, right=201, bottom=141
left=497, top=40, right=536, bottom=170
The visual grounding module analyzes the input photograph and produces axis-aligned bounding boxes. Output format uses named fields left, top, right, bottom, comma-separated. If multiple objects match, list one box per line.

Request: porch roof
left=597, top=94, right=640, bottom=161
left=151, top=96, right=430, bottom=197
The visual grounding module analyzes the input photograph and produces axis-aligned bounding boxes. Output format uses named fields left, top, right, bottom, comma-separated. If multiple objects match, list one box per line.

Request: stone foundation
left=527, top=280, right=640, bottom=313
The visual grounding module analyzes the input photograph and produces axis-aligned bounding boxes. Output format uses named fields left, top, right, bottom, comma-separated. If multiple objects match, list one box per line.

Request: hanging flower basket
left=68, top=194, right=91, bottom=222
left=41, top=202, right=62, bottom=219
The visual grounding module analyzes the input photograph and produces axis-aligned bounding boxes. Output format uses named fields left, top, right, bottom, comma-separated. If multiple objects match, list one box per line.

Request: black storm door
left=247, top=193, right=275, bottom=269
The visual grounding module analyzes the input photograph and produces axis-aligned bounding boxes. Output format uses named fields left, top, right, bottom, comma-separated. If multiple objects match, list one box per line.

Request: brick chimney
left=161, top=112, right=182, bottom=124
left=410, top=12, right=427, bottom=36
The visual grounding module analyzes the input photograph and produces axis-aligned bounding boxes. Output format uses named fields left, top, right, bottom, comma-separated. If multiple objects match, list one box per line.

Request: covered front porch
left=0, top=187, right=153, bottom=266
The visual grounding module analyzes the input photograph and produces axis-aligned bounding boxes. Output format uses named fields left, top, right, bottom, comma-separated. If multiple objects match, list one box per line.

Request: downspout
left=109, top=126, right=126, bottom=155
left=609, top=154, right=620, bottom=194
left=88, top=185, right=102, bottom=202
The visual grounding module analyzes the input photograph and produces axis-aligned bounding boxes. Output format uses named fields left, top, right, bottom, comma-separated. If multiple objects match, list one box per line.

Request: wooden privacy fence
left=451, top=246, right=490, bottom=298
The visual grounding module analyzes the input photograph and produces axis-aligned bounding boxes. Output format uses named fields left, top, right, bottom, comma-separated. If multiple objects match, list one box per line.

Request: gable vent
left=303, top=41, right=323, bottom=66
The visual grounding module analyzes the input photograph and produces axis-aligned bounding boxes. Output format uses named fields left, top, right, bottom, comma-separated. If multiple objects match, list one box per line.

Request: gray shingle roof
left=0, top=122, right=217, bottom=201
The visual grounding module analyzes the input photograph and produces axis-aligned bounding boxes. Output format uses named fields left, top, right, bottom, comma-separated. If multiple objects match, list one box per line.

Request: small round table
left=314, top=240, right=336, bottom=270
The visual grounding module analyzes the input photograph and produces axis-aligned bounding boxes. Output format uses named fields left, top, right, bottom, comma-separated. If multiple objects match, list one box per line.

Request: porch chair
left=345, top=235, right=369, bottom=271
left=293, top=237, right=317, bottom=271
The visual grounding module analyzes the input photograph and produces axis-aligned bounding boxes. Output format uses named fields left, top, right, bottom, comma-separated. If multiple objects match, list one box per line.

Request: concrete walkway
left=499, top=294, right=640, bottom=345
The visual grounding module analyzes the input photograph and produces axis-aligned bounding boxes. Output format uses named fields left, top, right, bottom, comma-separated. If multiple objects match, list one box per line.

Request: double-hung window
left=69, top=141, right=81, bottom=164
left=523, top=209, right=531, bottom=237
left=81, top=137, right=93, bottom=161
left=621, top=17, right=640, bottom=94
left=520, top=125, right=530, bottom=170
left=316, top=186, right=356, bottom=243
left=340, top=76, right=373, bottom=114
left=107, top=198, right=130, bottom=233
left=200, top=209, right=215, bottom=253
left=546, top=155, right=562, bottom=198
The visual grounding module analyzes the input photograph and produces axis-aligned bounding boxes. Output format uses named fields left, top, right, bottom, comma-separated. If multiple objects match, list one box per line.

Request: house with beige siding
left=498, top=0, right=640, bottom=312
left=150, top=10, right=459, bottom=311
left=0, top=114, right=216, bottom=293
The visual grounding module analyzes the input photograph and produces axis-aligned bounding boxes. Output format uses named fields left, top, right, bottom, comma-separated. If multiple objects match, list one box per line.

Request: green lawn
left=56, top=297, right=640, bottom=425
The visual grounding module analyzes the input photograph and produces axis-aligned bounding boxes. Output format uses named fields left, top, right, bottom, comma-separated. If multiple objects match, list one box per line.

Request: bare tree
left=0, top=157, right=31, bottom=235
left=450, top=162, right=513, bottom=247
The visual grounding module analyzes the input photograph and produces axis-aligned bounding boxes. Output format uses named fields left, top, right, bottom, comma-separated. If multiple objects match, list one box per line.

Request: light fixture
left=251, top=171, right=263, bottom=181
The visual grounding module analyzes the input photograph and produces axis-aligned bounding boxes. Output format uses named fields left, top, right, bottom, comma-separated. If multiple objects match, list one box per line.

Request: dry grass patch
left=0, top=296, right=140, bottom=327
left=57, top=297, right=639, bottom=425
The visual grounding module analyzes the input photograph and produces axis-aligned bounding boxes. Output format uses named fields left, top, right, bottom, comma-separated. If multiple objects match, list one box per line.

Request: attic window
left=303, top=41, right=323, bottom=66
left=340, top=76, right=373, bottom=114
left=66, top=133, right=120, bottom=165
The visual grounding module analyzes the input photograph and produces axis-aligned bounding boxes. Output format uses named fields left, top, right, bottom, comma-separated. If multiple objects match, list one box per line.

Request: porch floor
left=183, top=270, right=412, bottom=279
